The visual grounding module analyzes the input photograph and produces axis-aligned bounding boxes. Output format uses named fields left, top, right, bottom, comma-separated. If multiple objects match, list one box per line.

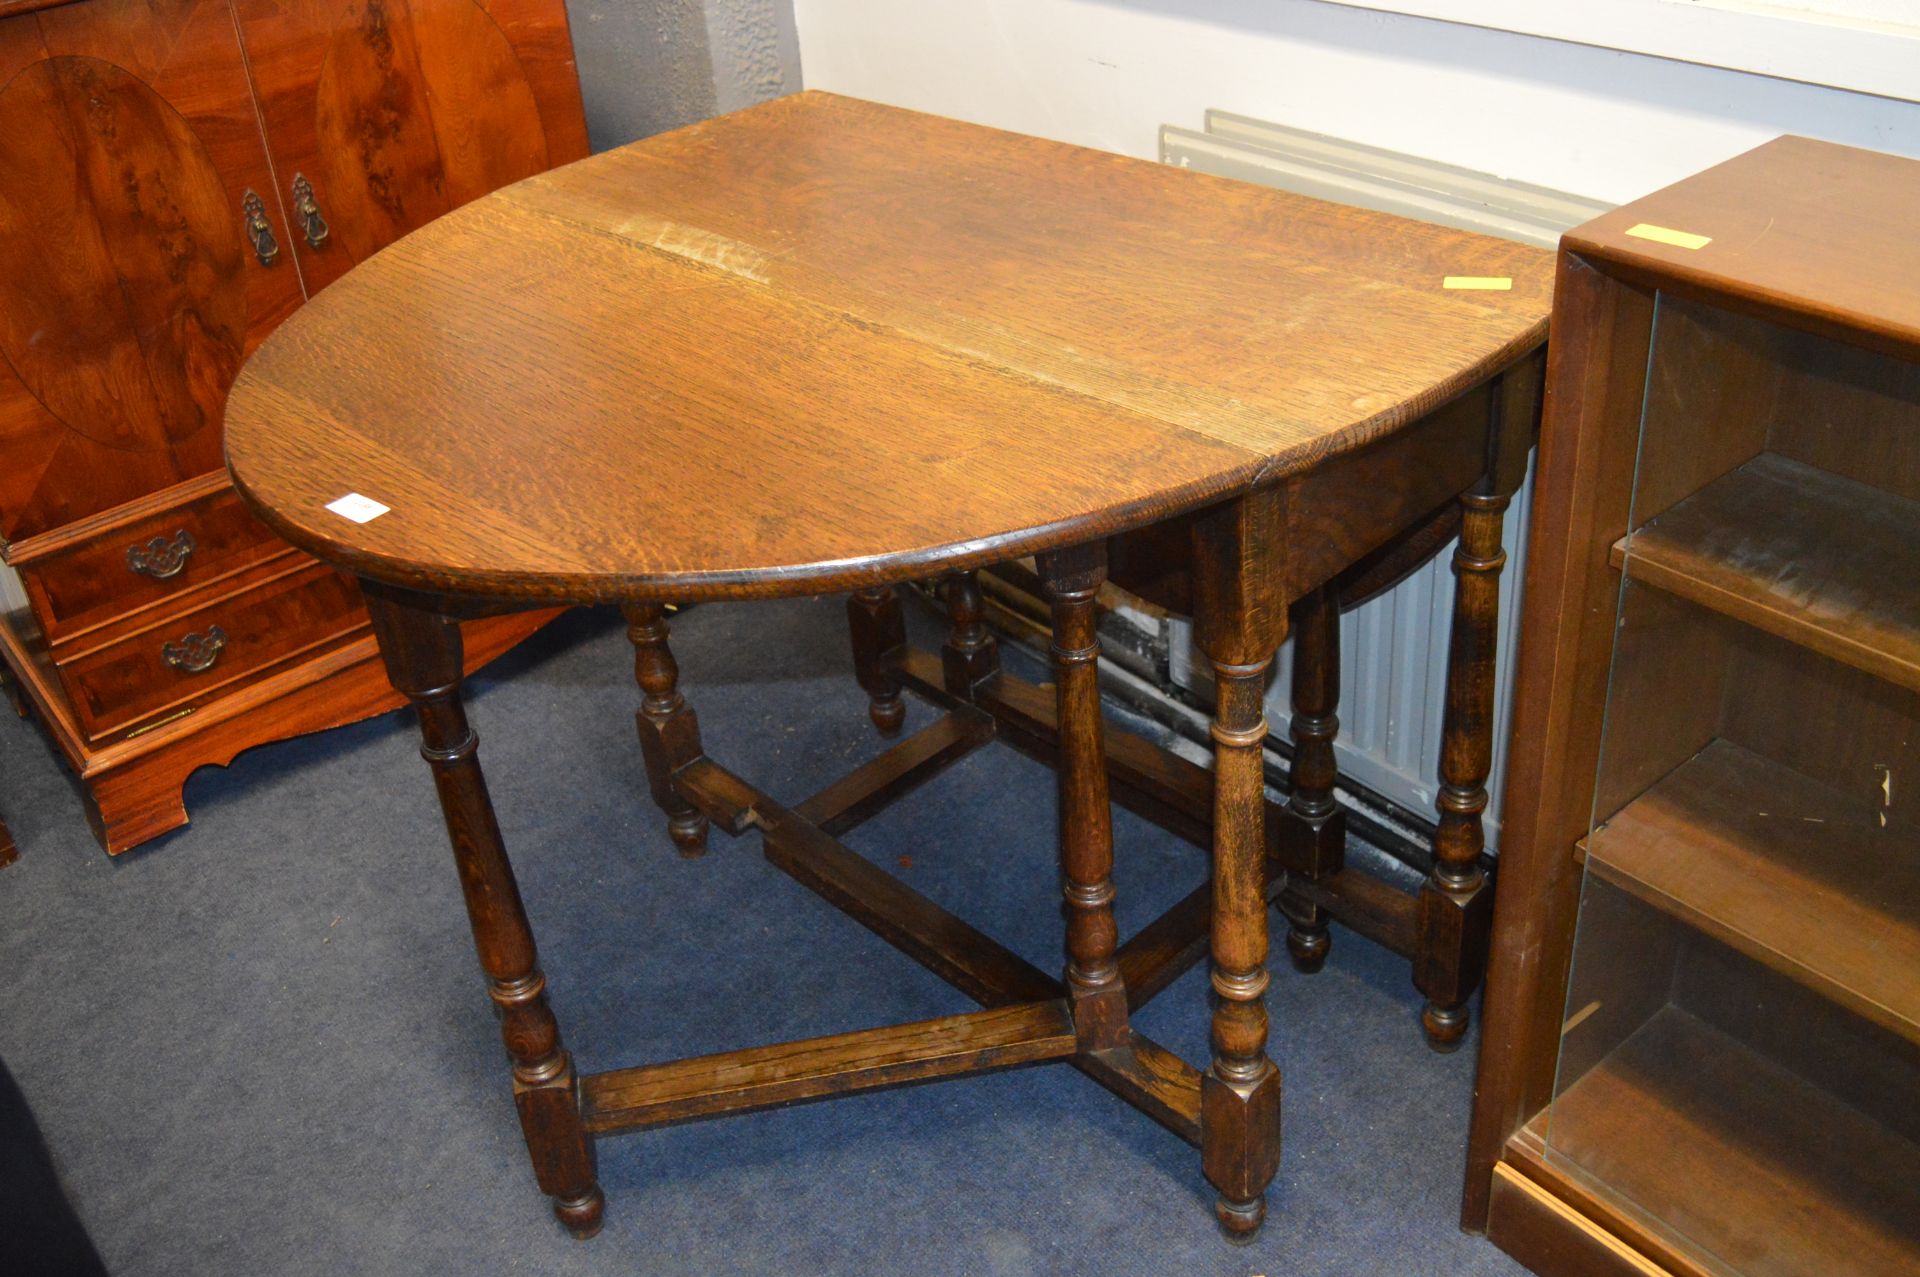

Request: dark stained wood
left=668, top=757, right=760, bottom=838
left=1037, top=541, right=1129, bottom=1051
left=361, top=585, right=601, bottom=1237
left=847, top=585, right=906, bottom=735
left=579, top=1002, right=1078, bottom=1134
left=1279, top=584, right=1342, bottom=974
left=1417, top=359, right=1537, bottom=1050
left=758, top=787, right=1059, bottom=1007
left=1614, top=453, right=1920, bottom=693
left=223, top=91, right=1549, bottom=603
left=940, top=570, right=999, bottom=696
left=1079, top=1039, right=1203, bottom=1148
left=1587, top=739, right=1920, bottom=1048
left=621, top=603, right=708, bottom=855
left=792, top=705, right=994, bottom=838
left=891, top=645, right=1425, bottom=962
left=1189, top=491, right=1287, bottom=1238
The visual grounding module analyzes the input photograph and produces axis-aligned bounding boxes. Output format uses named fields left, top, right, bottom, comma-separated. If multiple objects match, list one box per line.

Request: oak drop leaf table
left=223, top=92, right=1550, bottom=1239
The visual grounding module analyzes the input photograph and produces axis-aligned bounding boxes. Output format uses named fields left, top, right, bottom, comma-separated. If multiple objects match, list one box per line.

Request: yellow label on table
left=1442, top=276, right=1513, bottom=291
left=1625, top=222, right=1712, bottom=251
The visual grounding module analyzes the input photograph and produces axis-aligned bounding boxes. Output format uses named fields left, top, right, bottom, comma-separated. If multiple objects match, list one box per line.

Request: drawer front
left=21, top=486, right=290, bottom=646
left=56, top=561, right=367, bottom=741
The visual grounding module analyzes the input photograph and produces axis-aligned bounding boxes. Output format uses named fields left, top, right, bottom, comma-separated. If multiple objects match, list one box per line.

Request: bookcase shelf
left=1587, top=738, right=1920, bottom=1048
left=1612, top=452, right=1920, bottom=694
left=1528, top=1007, right=1920, bottom=1277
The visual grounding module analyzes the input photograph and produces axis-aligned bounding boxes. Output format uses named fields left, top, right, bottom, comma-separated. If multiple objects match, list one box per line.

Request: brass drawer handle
left=242, top=189, right=279, bottom=266
left=126, top=530, right=196, bottom=580
left=161, top=625, right=226, bottom=675
left=291, top=173, right=329, bottom=249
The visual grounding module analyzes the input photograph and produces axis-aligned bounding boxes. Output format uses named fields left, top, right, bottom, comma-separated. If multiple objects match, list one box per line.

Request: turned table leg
left=1414, top=358, right=1538, bottom=1052
left=363, top=589, right=602, bottom=1237
left=623, top=604, right=709, bottom=857
left=1037, top=545, right=1128, bottom=1050
left=1191, top=494, right=1285, bottom=1237
left=941, top=570, right=1000, bottom=698
left=848, top=585, right=907, bottom=735
left=1415, top=492, right=1506, bottom=1050
left=1279, top=585, right=1344, bottom=974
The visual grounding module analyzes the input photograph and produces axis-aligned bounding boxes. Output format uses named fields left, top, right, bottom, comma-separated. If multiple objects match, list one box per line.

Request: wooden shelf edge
left=1610, top=453, right=1920, bottom=694
left=1586, top=739, right=1920, bottom=1048
left=1519, top=1007, right=1920, bottom=1277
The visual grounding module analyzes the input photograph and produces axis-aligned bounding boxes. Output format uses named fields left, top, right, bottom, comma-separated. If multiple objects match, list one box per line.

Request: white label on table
left=325, top=492, right=390, bottom=524
left=1443, top=276, right=1513, bottom=291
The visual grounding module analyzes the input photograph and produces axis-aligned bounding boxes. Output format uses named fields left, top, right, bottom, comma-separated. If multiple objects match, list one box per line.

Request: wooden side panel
left=231, top=0, right=588, bottom=293
left=0, top=0, right=303, bottom=540
left=1463, top=255, right=1654, bottom=1229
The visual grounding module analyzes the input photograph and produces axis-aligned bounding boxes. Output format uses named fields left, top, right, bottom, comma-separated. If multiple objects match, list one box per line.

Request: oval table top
left=224, top=91, right=1552, bottom=604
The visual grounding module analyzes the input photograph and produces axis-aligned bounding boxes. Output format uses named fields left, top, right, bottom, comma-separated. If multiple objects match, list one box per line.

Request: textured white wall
left=566, top=0, right=803, bottom=150
left=792, top=0, right=1919, bottom=203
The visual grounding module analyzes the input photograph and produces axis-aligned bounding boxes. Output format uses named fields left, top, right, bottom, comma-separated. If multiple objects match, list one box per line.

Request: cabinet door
left=0, top=0, right=305, bottom=543
left=231, top=0, right=588, bottom=293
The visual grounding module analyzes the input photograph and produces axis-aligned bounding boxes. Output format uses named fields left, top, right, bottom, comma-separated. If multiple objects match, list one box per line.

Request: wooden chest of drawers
left=0, top=0, right=585, bottom=853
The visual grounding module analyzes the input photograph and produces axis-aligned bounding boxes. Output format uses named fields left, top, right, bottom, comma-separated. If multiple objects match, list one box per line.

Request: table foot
left=624, top=604, right=710, bottom=856
left=554, top=1186, right=606, bottom=1239
left=1216, top=1193, right=1267, bottom=1238
left=1422, top=1001, right=1471, bottom=1051
left=848, top=586, right=907, bottom=736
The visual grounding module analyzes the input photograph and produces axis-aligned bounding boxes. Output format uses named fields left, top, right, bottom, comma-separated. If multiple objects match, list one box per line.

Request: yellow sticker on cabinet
left=1443, top=276, right=1512, bottom=291
left=1625, top=222, right=1712, bottom=251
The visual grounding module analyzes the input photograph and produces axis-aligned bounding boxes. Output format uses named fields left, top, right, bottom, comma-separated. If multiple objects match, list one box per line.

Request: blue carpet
left=0, top=596, right=1524, bottom=1276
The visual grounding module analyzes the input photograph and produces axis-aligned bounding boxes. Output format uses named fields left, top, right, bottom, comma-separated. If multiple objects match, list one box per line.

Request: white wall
left=792, top=0, right=1920, bottom=204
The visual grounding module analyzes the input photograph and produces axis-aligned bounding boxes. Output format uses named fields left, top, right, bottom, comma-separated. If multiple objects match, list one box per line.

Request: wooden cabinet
left=0, top=0, right=585, bottom=853
left=1466, top=136, right=1920, bottom=1277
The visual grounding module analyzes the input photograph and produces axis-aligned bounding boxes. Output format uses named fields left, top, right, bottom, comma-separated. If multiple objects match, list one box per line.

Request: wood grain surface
left=1568, top=135, right=1920, bottom=359
left=224, top=91, right=1551, bottom=602
left=1587, top=738, right=1920, bottom=1049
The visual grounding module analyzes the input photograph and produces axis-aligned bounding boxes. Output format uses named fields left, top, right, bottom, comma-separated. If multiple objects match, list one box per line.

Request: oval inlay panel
left=0, top=55, right=246, bottom=452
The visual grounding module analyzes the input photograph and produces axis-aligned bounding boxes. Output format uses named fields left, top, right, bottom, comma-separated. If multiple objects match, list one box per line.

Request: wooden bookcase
left=1465, top=135, right=1920, bottom=1277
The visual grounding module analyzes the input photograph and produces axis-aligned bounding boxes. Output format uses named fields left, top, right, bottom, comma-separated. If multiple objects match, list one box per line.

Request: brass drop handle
left=127, top=529, right=196, bottom=580
left=291, top=173, right=330, bottom=249
left=161, top=625, right=227, bottom=675
left=242, top=190, right=279, bottom=266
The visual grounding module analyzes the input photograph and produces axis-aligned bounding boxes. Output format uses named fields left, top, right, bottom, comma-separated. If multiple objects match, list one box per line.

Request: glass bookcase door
left=1538, top=291, right=1920, bottom=1276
